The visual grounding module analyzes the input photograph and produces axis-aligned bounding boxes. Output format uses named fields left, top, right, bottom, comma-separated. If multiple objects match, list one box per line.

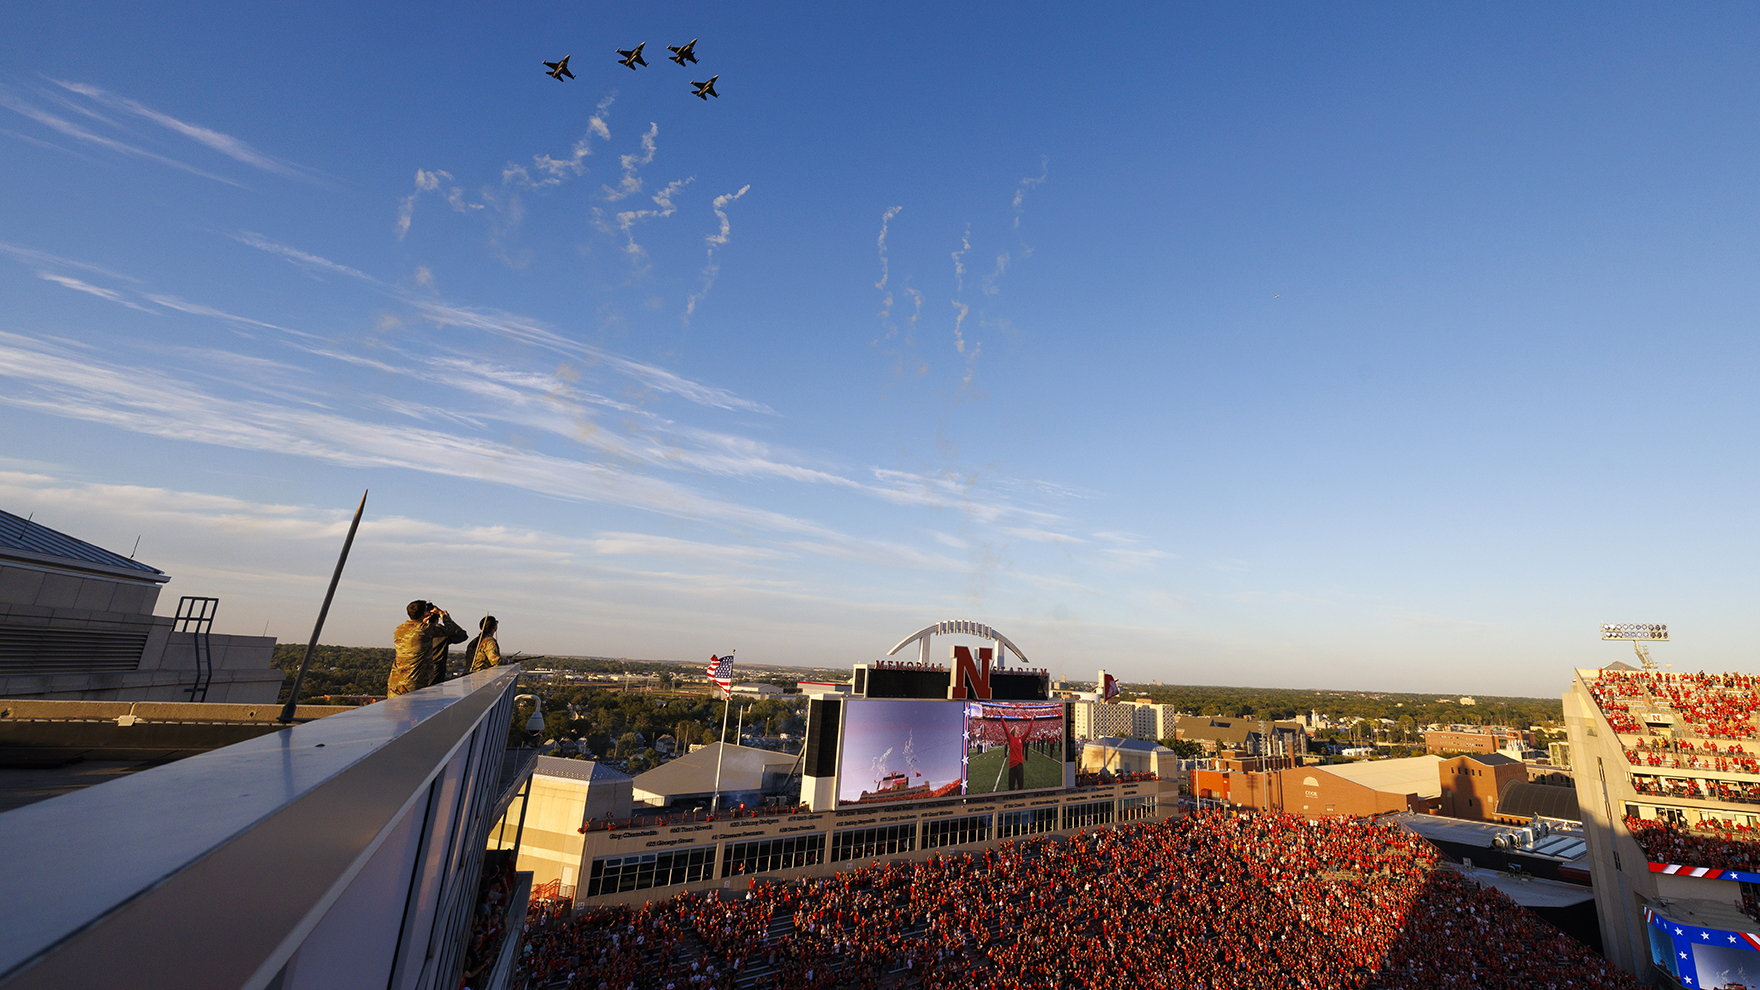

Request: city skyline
left=4, top=6, right=1759, bottom=696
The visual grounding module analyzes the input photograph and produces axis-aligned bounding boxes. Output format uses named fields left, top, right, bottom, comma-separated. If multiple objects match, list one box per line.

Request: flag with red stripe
left=706, top=652, right=735, bottom=697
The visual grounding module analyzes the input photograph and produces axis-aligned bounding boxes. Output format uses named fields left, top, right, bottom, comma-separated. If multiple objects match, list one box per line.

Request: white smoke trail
left=683, top=184, right=750, bottom=327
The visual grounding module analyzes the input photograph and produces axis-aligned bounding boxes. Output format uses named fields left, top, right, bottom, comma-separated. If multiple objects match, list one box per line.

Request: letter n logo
left=950, top=646, right=992, bottom=700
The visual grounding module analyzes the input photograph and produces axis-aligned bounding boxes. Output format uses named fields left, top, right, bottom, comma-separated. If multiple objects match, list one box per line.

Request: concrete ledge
left=0, top=700, right=348, bottom=722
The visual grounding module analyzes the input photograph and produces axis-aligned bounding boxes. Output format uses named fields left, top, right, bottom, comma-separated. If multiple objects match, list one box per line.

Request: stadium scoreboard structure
left=801, top=620, right=1076, bottom=812
left=563, top=621, right=1178, bottom=908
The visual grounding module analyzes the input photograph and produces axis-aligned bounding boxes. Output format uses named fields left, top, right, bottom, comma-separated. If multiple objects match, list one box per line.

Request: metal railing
left=0, top=666, right=524, bottom=990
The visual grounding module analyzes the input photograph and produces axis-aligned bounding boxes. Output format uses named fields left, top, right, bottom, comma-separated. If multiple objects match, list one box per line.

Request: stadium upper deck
left=1566, top=666, right=1760, bottom=984
left=1585, top=668, right=1760, bottom=823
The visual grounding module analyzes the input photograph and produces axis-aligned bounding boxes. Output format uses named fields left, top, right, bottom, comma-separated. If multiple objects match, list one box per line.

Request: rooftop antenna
left=1602, top=623, right=1668, bottom=670
left=130, top=535, right=140, bottom=559
left=279, top=490, right=368, bottom=723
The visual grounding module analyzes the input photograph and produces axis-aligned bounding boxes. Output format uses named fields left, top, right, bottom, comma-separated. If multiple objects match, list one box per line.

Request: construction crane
left=1601, top=623, right=1668, bottom=670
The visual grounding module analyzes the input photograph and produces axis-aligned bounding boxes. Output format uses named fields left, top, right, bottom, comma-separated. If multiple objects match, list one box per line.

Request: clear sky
left=3, top=4, right=1758, bottom=696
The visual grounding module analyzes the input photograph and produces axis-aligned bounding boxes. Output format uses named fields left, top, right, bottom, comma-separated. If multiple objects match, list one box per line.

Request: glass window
left=830, top=823, right=918, bottom=862
left=923, top=814, right=994, bottom=849
left=1118, top=796, right=1157, bottom=821
left=585, top=845, right=717, bottom=898
left=998, top=807, right=1059, bottom=839
left=721, top=834, right=825, bottom=878
left=1063, top=800, right=1115, bottom=829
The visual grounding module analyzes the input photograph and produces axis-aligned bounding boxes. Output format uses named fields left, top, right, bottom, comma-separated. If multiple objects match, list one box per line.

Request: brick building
left=1225, top=755, right=1444, bottom=817
left=1438, top=753, right=1526, bottom=821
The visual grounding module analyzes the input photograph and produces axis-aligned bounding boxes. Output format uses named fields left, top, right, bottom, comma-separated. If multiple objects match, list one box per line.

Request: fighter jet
left=691, top=75, right=719, bottom=100
left=543, top=55, right=574, bottom=81
left=616, top=43, right=647, bottom=70
left=667, top=39, right=698, bottom=66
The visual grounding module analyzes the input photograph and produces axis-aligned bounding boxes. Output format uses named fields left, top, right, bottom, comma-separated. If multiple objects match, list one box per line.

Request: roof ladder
left=175, top=596, right=219, bottom=702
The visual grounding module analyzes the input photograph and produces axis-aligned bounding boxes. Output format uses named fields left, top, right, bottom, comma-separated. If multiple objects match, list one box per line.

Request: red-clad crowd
left=1626, top=737, right=1760, bottom=775
left=1625, top=814, right=1760, bottom=871
left=1592, top=669, right=1760, bottom=740
left=512, top=813, right=1638, bottom=990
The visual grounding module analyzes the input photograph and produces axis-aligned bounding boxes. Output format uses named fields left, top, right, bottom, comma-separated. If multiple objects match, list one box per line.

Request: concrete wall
left=506, top=773, right=636, bottom=890
left=0, top=552, right=281, bottom=703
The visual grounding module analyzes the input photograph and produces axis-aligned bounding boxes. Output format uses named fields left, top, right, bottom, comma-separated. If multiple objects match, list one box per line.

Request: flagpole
left=711, top=651, right=733, bottom=814
left=712, top=693, right=730, bottom=813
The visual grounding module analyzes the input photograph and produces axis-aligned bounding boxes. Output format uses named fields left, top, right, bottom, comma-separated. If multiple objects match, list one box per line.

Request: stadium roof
left=1456, top=753, right=1522, bottom=767
left=1174, top=716, right=1257, bottom=745
left=533, top=755, right=632, bottom=784
left=1457, top=866, right=1593, bottom=908
left=0, top=508, right=165, bottom=579
left=1496, top=781, right=1581, bottom=822
left=1321, top=755, right=1443, bottom=799
left=631, top=743, right=798, bottom=801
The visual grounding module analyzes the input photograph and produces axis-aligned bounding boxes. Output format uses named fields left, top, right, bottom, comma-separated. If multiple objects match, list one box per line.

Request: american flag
left=706, top=652, right=734, bottom=696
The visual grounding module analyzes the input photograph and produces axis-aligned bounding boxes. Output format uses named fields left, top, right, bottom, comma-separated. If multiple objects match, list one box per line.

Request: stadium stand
left=513, top=812, right=1638, bottom=990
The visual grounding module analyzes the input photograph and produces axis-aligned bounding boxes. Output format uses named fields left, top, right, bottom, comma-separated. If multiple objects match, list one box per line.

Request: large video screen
left=965, top=701, right=1065, bottom=795
left=835, top=698, right=1067, bottom=806
left=836, top=699, right=967, bottom=805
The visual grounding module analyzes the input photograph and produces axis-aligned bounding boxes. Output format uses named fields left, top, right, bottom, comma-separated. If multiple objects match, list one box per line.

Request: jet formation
left=541, top=38, right=720, bottom=100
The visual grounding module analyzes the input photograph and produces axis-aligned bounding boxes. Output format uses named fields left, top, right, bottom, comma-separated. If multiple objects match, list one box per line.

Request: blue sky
left=3, top=4, right=1759, bottom=695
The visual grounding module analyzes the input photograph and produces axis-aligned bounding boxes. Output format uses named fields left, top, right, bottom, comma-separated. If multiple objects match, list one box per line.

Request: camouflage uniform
left=387, top=612, right=467, bottom=697
left=470, top=634, right=502, bottom=673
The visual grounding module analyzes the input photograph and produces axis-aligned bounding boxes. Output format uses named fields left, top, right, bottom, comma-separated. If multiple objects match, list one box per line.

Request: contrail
left=683, top=184, right=750, bottom=327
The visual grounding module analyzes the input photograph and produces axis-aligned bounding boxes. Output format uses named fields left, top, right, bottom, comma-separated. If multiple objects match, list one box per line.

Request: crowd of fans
left=1592, top=669, right=1760, bottom=740
left=513, top=812, right=1637, bottom=990
left=1626, top=737, right=1760, bottom=774
left=461, top=853, right=518, bottom=989
left=1625, top=814, right=1760, bottom=871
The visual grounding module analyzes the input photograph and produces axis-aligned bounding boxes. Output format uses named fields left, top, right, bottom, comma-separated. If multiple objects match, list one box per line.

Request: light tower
left=1601, top=623, right=1669, bottom=670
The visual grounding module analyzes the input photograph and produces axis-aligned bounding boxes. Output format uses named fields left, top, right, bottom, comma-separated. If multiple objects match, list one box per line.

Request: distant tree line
left=1124, top=683, right=1562, bottom=730
left=272, top=644, right=396, bottom=704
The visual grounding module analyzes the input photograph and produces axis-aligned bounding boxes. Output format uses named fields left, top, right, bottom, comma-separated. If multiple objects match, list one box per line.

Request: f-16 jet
left=667, top=39, right=698, bottom=66
left=691, top=75, right=719, bottom=100
left=542, top=55, right=574, bottom=81
left=616, top=43, right=647, bottom=70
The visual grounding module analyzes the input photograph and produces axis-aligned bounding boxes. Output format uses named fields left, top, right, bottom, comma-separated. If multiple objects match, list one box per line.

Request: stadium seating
left=514, top=812, right=1639, bottom=990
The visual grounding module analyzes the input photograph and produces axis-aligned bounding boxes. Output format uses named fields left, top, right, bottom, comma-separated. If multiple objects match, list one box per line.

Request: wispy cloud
left=612, top=176, right=693, bottom=258
left=1005, top=527, right=1086, bottom=544
left=875, top=206, right=903, bottom=325
left=603, top=122, right=658, bottom=202
left=1011, top=156, right=1048, bottom=235
left=0, top=333, right=978, bottom=575
left=0, top=86, right=241, bottom=186
left=230, top=231, right=375, bottom=282
left=228, top=231, right=777, bottom=416
left=34, top=272, right=156, bottom=312
left=142, top=293, right=310, bottom=337
left=950, top=224, right=972, bottom=356
left=683, top=184, right=750, bottom=327
left=396, top=169, right=482, bottom=239
left=50, top=80, right=318, bottom=183
left=0, top=241, right=143, bottom=283
left=505, top=94, right=614, bottom=189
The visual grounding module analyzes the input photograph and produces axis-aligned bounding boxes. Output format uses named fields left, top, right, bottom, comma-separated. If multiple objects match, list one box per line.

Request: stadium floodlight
left=1601, top=623, right=1668, bottom=670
